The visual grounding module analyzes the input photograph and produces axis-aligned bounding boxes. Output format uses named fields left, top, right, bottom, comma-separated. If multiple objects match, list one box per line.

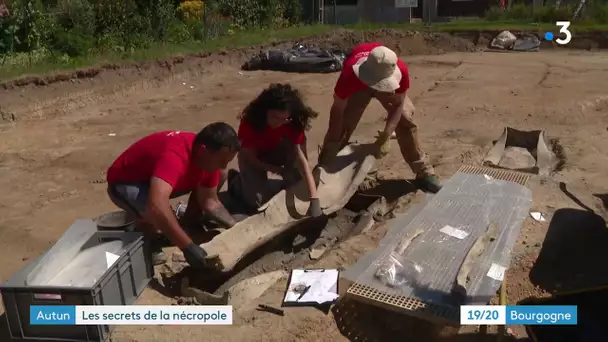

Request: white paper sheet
left=530, top=212, right=546, bottom=222
left=439, top=225, right=469, bottom=240
left=283, top=269, right=339, bottom=305
left=487, top=263, right=507, bottom=281
left=106, top=251, right=120, bottom=269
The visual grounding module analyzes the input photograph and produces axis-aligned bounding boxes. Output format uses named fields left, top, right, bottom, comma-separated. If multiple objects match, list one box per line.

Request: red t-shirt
left=106, top=131, right=220, bottom=192
left=334, top=42, right=410, bottom=100
left=238, top=119, right=305, bottom=151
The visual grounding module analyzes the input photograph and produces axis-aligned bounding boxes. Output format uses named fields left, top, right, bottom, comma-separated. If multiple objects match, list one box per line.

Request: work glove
left=307, top=198, right=323, bottom=217
left=182, top=243, right=216, bottom=268
left=374, top=131, right=391, bottom=159
left=318, top=142, right=341, bottom=166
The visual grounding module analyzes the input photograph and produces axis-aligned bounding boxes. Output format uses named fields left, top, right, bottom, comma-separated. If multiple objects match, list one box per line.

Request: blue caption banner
left=30, top=305, right=76, bottom=325
left=506, top=305, right=577, bottom=325
left=30, top=305, right=233, bottom=325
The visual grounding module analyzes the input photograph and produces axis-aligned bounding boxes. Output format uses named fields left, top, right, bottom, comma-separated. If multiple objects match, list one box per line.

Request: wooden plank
left=452, top=222, right=500, bottom=303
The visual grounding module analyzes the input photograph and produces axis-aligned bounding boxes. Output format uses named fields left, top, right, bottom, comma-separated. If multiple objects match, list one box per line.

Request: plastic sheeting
left=483, top=127, right=558, bottom=176
left=513, top=34, right=541, bottom=52
left=491, top=30, right=517, bottom=50
left=342, top=171, right=532, bottom=310
left=241, top=43, right=347, bottom=73
left=490, top=31, right=541, bottom=52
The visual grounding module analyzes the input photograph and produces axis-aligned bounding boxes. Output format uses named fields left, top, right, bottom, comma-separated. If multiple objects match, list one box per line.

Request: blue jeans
left=107, top=182, right=190, bottom=218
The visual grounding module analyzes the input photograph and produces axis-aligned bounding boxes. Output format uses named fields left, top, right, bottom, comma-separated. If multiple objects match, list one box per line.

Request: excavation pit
left=483, top=127, right=565, bottom=175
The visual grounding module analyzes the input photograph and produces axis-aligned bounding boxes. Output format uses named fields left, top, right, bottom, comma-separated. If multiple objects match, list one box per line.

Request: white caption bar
left=75, top=305, right=233, bottom=325
left=460, top=305, right=506, bottom=325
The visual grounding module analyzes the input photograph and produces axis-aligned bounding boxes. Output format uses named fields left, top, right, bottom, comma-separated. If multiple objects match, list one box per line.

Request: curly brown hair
left=238, top=83, right=319, bottom=132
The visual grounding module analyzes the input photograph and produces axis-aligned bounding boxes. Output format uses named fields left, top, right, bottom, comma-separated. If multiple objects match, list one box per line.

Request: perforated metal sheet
left=457, top=165, right=531, bottom=186
left=347, top=283, right=460, bottom=324
left=342, top=167, right=533, bottom=324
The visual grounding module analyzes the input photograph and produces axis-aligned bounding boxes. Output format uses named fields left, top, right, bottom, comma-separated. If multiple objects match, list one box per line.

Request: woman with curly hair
left=228, top=83, right=322, bottom=217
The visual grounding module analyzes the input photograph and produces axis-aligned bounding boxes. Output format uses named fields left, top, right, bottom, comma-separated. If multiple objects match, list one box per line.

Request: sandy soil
left=1, top=30, right=607, bottom=341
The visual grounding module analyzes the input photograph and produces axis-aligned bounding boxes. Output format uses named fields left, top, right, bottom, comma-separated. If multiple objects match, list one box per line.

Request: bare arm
left=294, top=141, right=318, bottom=199
left=380, top=92, right=406, bottom=137
left=240, top=147, right=280, bottom=173
left=197, top=185, right=236, bottom=228
left=146, top=177, right=192, bottom=249
left=324, top=94, right=348, bottom=144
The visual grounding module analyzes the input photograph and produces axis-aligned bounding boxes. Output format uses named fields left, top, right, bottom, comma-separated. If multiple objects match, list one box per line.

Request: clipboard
left=282, top=268, right=339, bottom=307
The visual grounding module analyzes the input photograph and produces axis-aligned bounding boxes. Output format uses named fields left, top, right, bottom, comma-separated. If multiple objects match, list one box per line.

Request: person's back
left=107, top=131, right=194, bottom=186
left=106, top=130, right=219, bottom=194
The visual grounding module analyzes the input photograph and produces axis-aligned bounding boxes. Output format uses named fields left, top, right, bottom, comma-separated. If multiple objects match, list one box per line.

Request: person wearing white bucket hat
left=318, top=43, right=442, bottom=193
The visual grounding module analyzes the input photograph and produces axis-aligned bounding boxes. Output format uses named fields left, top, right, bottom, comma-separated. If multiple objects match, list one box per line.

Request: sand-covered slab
left=173, top=143, right=377, bottom=273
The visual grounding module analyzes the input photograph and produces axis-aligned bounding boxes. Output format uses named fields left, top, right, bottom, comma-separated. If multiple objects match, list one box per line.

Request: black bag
left=242, top=43, right=346, bottom=73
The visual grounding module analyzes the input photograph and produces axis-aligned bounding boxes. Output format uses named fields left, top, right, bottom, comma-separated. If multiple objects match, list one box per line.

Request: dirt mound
left=0, top=29, right=479, bottom=91
left=294, top=29, right=479, bottom=56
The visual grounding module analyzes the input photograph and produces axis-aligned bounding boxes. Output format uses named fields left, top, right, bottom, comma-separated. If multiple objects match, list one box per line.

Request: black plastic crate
left=1, top=219, right=153, bottom=341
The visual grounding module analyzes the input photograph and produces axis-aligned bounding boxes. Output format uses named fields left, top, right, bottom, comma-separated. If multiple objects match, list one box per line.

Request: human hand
left=374, top=132, right=391, bottom=159
left=182, top=243, right=218, bottom=268
left=307, top=198, right=323, bottom=217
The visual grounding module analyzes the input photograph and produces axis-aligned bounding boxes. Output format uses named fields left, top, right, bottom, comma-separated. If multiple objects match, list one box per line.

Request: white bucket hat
left=352, top=46, right=402, bottom=93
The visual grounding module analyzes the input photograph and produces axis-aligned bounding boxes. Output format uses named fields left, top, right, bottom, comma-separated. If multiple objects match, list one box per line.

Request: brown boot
left=416, top=174, right=443, bottom=194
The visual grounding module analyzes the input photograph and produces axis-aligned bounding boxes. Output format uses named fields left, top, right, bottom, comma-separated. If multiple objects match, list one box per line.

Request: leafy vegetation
left=0, top=0, right=301, bottom=70
left=1, top=0, right=608, bottom=80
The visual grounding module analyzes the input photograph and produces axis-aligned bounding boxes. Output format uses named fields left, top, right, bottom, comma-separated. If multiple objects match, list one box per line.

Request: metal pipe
left=319, top=0, right=325, bottom=24
left=333, top=0, right=337, bottom=24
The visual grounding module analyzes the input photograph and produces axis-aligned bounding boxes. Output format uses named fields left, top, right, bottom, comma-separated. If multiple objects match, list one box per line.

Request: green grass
left=2, top=19, right=608, bottom=81
left=1, top=25, right=335, bottom=80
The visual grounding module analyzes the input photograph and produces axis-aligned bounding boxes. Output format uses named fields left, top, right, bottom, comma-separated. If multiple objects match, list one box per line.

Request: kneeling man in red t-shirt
left=106, top=122, right=239, bottom=268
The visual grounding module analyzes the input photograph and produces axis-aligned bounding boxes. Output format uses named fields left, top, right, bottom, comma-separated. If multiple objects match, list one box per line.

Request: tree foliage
left=0, top=0, right=302, bottom=63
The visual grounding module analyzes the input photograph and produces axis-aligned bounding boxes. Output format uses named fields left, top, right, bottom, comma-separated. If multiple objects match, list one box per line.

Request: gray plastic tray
left=1, top=219, right=153, bottom=341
